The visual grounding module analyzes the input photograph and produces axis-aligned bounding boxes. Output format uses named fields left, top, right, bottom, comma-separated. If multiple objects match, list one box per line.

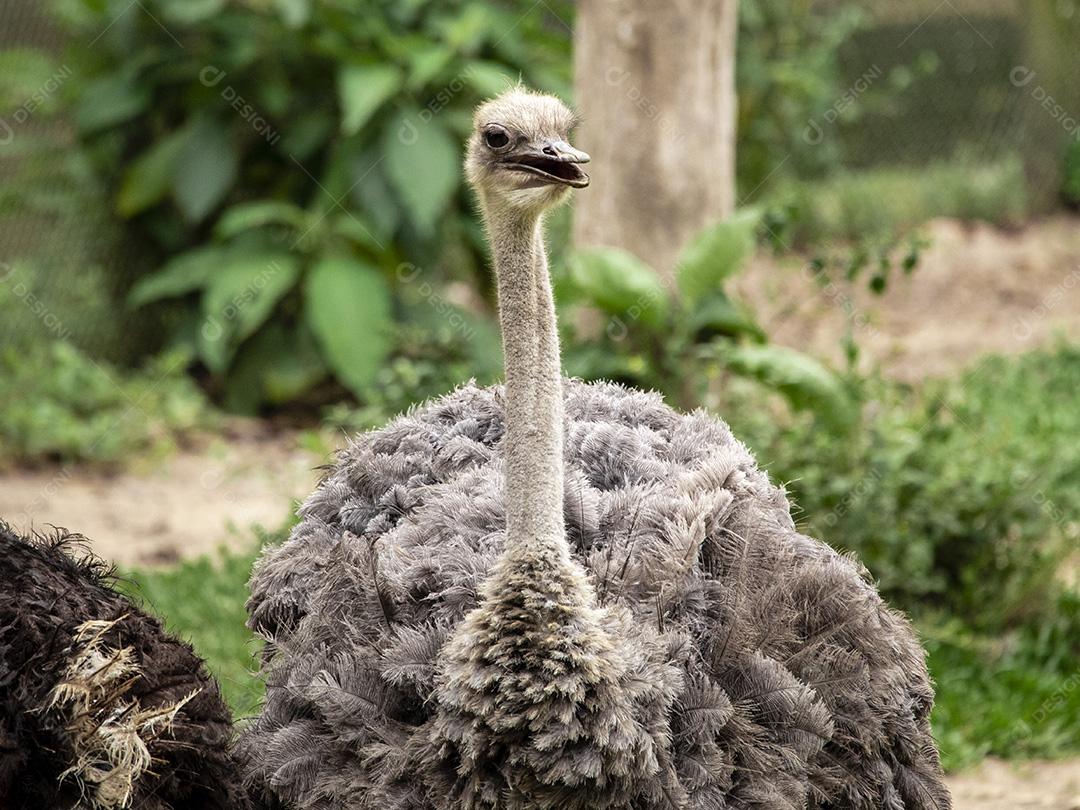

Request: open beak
left=503, top=139, right=591, bottom=188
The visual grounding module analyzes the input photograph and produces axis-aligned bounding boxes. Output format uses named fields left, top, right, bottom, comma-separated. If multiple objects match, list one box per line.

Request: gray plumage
left=240, top=381, right=948, bottom=809
left=238, top=89, right=950, bottom=810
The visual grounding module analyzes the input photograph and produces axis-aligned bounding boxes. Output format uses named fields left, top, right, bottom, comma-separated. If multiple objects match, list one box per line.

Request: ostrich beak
left=503, top=138, right=591, bottom=188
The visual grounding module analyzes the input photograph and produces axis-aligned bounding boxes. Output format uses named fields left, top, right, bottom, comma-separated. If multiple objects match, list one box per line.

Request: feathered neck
left=483, top=199, right=567, bottom=565
left=429, top=194, right=672, bottom=807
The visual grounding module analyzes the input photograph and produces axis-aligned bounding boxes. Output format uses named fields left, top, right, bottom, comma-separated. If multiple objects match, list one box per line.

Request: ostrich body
left=0, top=524, right=249, bottom=809
left=240, top=89, right=950, bottom=809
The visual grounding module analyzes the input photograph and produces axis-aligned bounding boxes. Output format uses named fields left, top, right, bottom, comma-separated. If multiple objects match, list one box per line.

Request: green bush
left=730, top=346, right=1080, bottom=629
left=0, top=340, right=212, bottom=466
left=559, top=211, right=851, bottom=421
left=15, top=0, right=884, bottom=410
left=736, top=0, right=867, bottom=194
left=41, top=0, right=571, bottom=409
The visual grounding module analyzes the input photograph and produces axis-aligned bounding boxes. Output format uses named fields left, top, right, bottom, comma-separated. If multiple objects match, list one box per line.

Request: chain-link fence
left=0, top=1, right=157, bottom=362
left=825, top=0, right=1080, bottom=206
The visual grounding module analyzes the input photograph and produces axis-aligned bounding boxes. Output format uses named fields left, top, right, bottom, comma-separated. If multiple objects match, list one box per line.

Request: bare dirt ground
left=1, top=216, right=1079, bottom=803
left=0, top=422, right=330, bottom=565
left=735, top=215, right=1080, bottom=382
left=949, top=758, right=1080, bottom=810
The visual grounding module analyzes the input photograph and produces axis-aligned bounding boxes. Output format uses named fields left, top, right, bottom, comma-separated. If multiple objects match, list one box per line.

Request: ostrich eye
left=484, top=127, right=510, bottom=149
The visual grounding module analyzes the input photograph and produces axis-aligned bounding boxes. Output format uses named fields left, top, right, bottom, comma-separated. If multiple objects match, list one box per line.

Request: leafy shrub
left=560, top=211, right=851, bottom=421
left=43, top=0, right=571, bottom=408
left=729, top=346, right=1080, bottom=629
left=3, top=0, right=887, bottom=412
left=0, top=340, right=211, bottom=466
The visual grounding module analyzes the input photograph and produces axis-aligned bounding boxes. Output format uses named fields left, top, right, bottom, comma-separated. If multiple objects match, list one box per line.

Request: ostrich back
left=241, top=380, right=949, bottom=810
left=0, top=525, right=250, bottom=810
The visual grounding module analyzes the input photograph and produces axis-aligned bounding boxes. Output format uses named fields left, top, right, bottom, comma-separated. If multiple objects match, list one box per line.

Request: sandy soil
left=948, top=758, right=1080, bottom=809
left=0, top=423, right=329, bottom=565
left=735, top=216, right=1080, bottom=383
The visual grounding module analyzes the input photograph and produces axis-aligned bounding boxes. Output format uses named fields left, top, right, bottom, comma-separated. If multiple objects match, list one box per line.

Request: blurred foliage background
left=1, top=0, right=1079, bottom=775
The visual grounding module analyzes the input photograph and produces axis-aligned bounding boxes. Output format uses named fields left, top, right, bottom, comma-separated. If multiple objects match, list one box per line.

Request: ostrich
left=0, top=523, right=250, bottom=809
left=239, top=88, right=951, bottom=809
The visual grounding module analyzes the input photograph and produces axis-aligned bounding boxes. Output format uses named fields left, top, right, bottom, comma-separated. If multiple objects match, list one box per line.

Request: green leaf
left=272, top=0, right=310, bottom=27
left=686, top=291, right=766, bottom=343
left=441, top=3, right=495, bottom=50
left=338, top=64, right=402, bottom=136
left=214, top=200, right=309, bottom=239
left=117, top=129, right=190, bottom=217
left=329, top=212, right=384, bottom=253
left=76, top=71, right=149, bottom=133
left=382, top=110, right=459, bottom=236
left=280, top=111, right=333, bottom=160
left=162, top=0, right=225, bottom=24
left=128, top=246, right=227, bottom=307
left=172, top=118, right=238, bottom=223
left=463, top=61, right=518, bottom=98
left=197, top=253, right=299, bottom=373
left=223, top=320, right=325, bottom=413
left=724, top=344, right=851, bottom=421
left=352, top=163, right=401, bottom=240
left=677, top=209, right=761, bottom=308
left=304, top=255, right=393, bottom=396
left=568, top=247, right=669, bottom=327
left=407, top=46, right=454, bottom=90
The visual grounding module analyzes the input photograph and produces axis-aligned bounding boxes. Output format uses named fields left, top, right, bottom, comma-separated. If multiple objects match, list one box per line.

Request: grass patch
left=927, top=598, right=1080, bottom=771
left=0, top=340, right=213, bottom=468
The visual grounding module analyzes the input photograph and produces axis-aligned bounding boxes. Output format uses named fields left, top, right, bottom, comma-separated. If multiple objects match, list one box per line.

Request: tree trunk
left=572, top=0, right=739, bottom=283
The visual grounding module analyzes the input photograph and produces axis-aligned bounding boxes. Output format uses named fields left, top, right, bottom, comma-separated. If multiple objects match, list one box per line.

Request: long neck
left=483, top=200, right=566, bottom=559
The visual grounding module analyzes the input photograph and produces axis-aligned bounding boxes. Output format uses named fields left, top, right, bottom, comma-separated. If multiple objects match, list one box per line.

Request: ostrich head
left=465, top=87, right=590, bottom=214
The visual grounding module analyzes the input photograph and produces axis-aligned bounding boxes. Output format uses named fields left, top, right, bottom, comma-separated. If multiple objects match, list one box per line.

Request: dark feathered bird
left=0, top=523, right=250, bottom=810
left=239, top=89, right=951, bottom=810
